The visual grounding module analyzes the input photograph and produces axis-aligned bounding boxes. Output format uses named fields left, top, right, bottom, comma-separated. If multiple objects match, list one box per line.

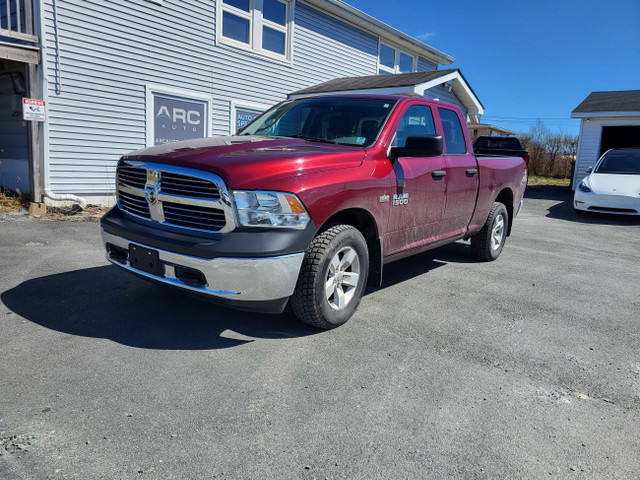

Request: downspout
left=44, top=186, right=87, bottom=210
left=39, top=0, right=87, bottom=211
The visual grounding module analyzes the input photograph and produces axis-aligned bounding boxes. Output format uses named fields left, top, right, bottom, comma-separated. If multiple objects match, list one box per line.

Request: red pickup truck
left=101, top=95, right=527, bottom=329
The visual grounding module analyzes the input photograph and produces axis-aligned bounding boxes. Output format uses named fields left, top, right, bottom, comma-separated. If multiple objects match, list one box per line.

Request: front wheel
left=290, top=224, right=369, bottom=329
left=470, top=202, right=508, bottom=261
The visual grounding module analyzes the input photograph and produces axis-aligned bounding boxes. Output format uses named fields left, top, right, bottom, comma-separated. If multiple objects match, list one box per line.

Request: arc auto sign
left=152, top=93, right=208, bottom=146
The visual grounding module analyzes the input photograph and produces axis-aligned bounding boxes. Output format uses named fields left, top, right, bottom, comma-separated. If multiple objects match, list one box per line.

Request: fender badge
left=379, top=195, right=390, bottom=203
left=393, top=193, right=409, bottom=206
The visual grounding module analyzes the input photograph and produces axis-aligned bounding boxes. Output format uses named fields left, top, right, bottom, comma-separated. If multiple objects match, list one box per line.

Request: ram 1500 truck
left=101, top=95, right=527, bottom=329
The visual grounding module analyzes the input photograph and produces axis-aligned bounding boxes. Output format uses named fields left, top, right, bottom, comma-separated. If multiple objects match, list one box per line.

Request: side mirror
left=586, top=166, right=593, bottom=174
left=389, top=135, right=443, bottom=159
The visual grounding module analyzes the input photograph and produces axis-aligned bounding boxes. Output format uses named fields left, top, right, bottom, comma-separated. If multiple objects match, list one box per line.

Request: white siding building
left=1, top=0, right=481, bottom=206
left=571, top=90, right=640, bottom=189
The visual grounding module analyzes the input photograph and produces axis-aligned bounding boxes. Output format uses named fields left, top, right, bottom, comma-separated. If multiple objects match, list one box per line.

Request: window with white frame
left=219, top=0, right=292, bottom=59
left=378, top=42, right=415, bottom=74
left=230, top=99, right=272, bottom=134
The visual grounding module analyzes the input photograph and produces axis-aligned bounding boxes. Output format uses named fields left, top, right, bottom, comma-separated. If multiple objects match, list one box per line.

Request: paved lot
left=1, top=187, right=639, bottom=479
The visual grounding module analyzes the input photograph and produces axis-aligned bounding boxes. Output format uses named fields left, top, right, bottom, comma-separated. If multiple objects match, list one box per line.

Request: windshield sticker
left=356, top=137, right=366, bottom=144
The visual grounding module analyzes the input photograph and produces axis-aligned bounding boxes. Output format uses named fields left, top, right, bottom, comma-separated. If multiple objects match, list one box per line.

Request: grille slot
left=161, top=172, right=220, bottom=199
left=118, top=166, right=147, bottom=189
left=118, top=191, right=151, bottom=219
left=163, top=202, right=226, bottom=231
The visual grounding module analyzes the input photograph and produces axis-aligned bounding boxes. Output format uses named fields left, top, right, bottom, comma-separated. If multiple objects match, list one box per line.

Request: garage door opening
left=600, top=126, right=640, bottom=156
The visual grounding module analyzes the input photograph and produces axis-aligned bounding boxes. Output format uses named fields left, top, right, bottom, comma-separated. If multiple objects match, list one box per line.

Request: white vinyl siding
left=41, top=0, right=455, bottom=196
left=41, top=0, right=380, bottom=194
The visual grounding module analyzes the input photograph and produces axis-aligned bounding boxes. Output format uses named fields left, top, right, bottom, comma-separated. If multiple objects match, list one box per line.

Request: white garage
left=571, top=90, right=640, bottom=189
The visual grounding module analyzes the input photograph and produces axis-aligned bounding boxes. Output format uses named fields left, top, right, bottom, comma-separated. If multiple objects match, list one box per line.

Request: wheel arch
left=494, top=188, right=514, bottom=236
left=320, top=208, right=382, bottom=287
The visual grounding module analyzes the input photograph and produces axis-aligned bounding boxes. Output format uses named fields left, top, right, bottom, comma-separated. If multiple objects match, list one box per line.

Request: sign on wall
left=148, top=88, right=210, bottom=146
left=235, top=108, right=263, bottom=132
left=22, top=98, right=46, bottom=122
left=230, top=100, right=271, bottom=135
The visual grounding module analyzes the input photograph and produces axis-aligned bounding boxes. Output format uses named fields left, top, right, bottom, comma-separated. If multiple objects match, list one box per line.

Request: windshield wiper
left=286, top=134, right=336, bottom=144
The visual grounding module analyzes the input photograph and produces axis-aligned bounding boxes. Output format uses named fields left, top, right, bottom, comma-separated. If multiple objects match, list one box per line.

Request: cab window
left=392, top=105, right=436, bottom=148
left=438, top=108, right=467, bottom=155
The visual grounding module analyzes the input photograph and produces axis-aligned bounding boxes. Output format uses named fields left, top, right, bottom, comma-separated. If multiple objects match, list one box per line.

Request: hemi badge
left=379, top=195, right=390, bottom=203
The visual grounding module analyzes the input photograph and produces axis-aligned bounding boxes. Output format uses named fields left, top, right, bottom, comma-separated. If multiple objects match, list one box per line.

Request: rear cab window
left=438, top=108, right=467, bottom=155
left=475, top=137, right=522, bottom=149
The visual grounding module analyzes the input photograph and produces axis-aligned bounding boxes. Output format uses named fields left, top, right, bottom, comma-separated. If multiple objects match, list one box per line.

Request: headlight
left=578, top=180, right=591, bottom=193
left=233, top=190, right=311, bottom=229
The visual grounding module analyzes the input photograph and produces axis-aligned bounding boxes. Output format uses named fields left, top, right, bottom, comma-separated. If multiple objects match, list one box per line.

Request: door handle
left=432, top=170, right=447, bottom=179
left=466, top=169, right=478, bottom=177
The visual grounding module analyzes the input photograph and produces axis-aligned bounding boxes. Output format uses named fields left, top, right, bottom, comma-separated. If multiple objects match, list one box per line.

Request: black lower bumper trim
left=100, top=207, right=317, bottom=259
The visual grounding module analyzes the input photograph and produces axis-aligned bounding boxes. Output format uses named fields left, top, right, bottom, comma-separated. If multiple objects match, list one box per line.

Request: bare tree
left=519, top=120, right=577, bottom=178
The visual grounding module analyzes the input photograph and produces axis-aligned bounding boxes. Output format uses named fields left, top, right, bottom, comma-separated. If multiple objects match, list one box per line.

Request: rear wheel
left=470, top=202, right=508, bottom=261
left=291, top=224, right=369, bottom=329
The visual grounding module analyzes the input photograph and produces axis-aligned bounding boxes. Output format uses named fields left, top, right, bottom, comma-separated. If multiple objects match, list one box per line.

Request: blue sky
left=347, top=0, right=640, bottom=136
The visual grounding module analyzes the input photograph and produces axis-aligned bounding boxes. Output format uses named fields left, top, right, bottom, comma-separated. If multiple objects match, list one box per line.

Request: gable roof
left=291, top=70, right=456, bottom=95
left=289, top=69, right=484, bottom=115
left=305, top=0, right=454, bottom=65
left=572, top=90, right=640, bottom=118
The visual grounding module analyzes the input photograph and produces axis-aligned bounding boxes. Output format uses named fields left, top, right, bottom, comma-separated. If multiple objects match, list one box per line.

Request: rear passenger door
left=437, top=107, right=479, bottom=237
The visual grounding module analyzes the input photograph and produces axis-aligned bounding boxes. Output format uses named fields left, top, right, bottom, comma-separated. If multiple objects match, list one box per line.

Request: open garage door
left=600, top=126, right=640, bottom=156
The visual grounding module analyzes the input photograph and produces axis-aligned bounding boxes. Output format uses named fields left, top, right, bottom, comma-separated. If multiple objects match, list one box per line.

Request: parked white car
left=574, top=149, right=640, bottom=215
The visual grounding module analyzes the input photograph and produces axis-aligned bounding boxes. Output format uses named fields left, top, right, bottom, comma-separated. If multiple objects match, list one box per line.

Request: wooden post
left=24, top=0, right=43, bottom=203
left=27, top=63, right=43, bottom=203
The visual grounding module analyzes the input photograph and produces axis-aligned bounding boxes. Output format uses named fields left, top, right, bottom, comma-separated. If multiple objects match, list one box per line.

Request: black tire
left=290, top=224, right=369, bottom=329
left=470, top=202, right=508, bottom=261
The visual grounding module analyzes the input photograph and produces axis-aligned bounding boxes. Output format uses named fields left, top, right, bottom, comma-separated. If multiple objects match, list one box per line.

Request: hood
left=123, top=135, right=366, bottom=189
left=589, top=173, right=640, bottom=196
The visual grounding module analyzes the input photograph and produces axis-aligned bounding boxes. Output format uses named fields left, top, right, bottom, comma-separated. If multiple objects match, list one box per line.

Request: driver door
left=384, top=104, right=448, bottom=257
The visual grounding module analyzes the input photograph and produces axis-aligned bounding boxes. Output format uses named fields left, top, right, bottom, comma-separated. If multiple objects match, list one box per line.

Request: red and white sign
left=23, top=98, right=46, bottom=122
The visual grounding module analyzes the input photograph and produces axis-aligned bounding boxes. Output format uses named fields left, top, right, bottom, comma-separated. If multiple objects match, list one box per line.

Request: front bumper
left=102, top=229, right=304, bottom=313
left=574, top=190, right=640, bottom=215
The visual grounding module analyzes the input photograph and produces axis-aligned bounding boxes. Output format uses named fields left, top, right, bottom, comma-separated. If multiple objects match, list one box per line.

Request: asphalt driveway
left=1, top=186, right=639, bottom=479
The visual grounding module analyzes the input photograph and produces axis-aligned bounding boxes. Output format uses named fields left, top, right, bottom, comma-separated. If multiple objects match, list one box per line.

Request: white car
left=574, top=149, right=640, bottom=215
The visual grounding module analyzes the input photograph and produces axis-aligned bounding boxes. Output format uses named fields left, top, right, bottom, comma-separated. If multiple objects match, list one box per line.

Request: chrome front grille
left=116, top=162, right=235, bottom=234
left=160, top=172, right=221, bottom=199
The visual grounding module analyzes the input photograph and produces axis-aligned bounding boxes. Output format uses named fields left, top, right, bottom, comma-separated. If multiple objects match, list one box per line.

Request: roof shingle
left=572, top=90, right=640, bottom=114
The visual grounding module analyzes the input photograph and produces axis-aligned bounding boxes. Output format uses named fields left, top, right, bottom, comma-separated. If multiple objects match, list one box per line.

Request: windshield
left=594, top=150, right=640, bottom=175
left=239, top=97, right=397, bottom=147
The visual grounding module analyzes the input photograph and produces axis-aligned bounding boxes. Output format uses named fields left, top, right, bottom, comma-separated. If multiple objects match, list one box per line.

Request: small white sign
left=23, top=98, right=46, bottom=122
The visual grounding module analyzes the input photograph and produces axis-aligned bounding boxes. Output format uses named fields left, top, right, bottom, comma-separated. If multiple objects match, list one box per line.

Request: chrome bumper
left=101, top=229, right=304, bottom=302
